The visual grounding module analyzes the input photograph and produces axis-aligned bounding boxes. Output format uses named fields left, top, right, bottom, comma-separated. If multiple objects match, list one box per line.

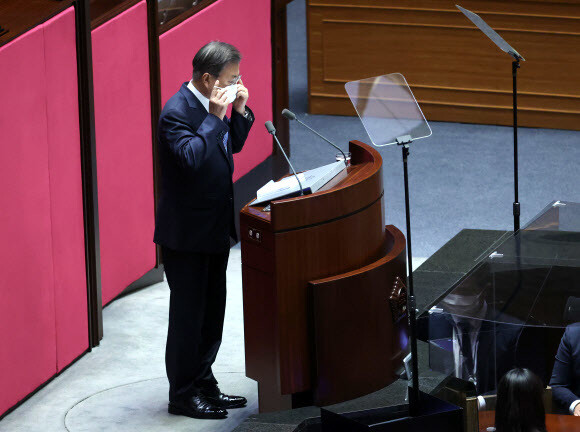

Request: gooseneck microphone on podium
left=264, top=121, right=304, bottom=196
left=281, top=108, right=348, bottom=165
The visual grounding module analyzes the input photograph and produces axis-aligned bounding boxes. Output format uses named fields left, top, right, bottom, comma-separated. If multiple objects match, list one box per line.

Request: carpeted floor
left=285, top=0, right=580, bottom=260
left=0, top=247, right=260, bottom=432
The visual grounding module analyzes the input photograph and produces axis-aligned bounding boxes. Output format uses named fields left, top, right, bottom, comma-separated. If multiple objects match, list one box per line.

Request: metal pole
left=512, top=60, right=520, bottom=232
left=75, top=0, right=103, bottom=347
left=402, top=144, right=420, bottom=414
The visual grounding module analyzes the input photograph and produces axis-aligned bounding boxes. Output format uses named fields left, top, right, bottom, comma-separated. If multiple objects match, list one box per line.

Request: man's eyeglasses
left=213, top=75, right=242, bottom=87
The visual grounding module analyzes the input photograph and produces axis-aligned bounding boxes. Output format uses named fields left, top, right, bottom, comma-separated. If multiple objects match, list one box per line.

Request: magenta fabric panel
left=43, top=8, right=89, bottom=370
left=92, top=0, right=156, bottom=305
left=159, top=0, right=273, bottom=182
left=0, top=28, right=57, bottom=414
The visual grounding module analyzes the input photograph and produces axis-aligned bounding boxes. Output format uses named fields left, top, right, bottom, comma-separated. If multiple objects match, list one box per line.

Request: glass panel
left=90, top=0, right=139, bottom=26
left=158, top=0, right=202, bottom=26
left=344, top=73, right=432, bottom=147
left=338, top=74, right=578, bottom=425
left=456, top=5, right=524, bottom=61
left=420, top=200, right=580, bottom=327
left=416, top=200, right=580, bottom=414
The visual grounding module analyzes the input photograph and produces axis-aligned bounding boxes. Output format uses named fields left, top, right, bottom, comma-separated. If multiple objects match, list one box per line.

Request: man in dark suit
left=427, top=303, right=524, bottom=395
left=550, top=323, right=580, bottom=415
left=154, top=41, right=254, bottom=419
left=423, top=277, right=524, bottom=396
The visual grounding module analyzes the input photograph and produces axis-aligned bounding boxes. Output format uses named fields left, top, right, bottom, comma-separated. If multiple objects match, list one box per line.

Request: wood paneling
left=242, top=140, right=384, bottom=231
left=275, top=196, right=386, bottom=394
left=307, top=0, right=580, bottom=130
left=310, top=225, right=407, bottom=406
left=270, top=140, right=383, bottom=231
left=241, top=141, right=407, bottom=412
left=479, top=412, right=577, bottom=432
left=90, top=0, right=141, bottom=28
left=0, top=0, right=74, bottom=47
left=271, top=0, right=293, bottom=179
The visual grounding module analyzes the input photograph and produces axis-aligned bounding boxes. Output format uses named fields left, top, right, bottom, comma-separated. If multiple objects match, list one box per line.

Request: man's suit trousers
left=162, top=246, right=229, bottom=402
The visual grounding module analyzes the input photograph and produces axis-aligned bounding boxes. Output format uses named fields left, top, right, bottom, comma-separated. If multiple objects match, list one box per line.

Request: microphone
left=264, top=121, right=304, bottom=196
left=281, top=109, right=347, bottom=165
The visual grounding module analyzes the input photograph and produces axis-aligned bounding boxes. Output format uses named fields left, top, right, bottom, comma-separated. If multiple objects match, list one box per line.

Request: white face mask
left=223, top=84, right=238, bottom=104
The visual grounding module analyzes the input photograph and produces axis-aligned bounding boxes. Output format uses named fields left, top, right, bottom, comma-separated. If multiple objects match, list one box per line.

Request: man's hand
left=574, top=404, right=580, bottom=416
left=209, top=80, right=229, bottom=120
left=233, top=78, right=249, bottom=115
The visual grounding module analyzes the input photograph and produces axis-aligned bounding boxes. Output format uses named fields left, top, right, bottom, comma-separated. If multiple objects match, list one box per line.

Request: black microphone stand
left=512, top=58, right=521, bottom=232
left=294, top=118, right=348, bottom=164
left=281, top=109, right=348, bottom=165
left=265, top=121, right=304, bottom=196
left=397, top=135, right=420, bottom=414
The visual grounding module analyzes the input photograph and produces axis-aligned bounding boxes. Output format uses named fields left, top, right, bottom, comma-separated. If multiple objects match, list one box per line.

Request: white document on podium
left=252, top=161, right=346, bottom=205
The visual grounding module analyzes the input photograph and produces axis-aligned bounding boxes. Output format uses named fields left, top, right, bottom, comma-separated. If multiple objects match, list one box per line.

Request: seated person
left=425, top=275, right=523, bottom=395
left=550, top=323, right=580, bottom=415
left=495, top=368, right=547, bottom=432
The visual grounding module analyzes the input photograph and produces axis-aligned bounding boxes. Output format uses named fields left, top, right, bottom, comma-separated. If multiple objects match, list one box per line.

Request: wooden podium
left=240, top=141, right=408, bottom=412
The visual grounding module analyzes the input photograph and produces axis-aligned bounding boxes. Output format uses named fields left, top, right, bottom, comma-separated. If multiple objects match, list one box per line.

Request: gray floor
left=0, top=247, right=259, bottom=432
left=0, top=248, right=426, bottom=432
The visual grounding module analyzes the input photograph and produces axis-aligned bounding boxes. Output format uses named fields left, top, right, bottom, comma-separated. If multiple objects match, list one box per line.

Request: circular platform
left=65, top=374, right=257, bottom=431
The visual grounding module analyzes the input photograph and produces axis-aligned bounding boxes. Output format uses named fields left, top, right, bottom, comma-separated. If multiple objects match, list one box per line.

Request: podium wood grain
left=479, top=411, right=580, bottom=432
left=309, top=225, right=407, bottom=406
left=0, top=0, right=74, bottom=47
left=240, top=141, right=408, bottom=412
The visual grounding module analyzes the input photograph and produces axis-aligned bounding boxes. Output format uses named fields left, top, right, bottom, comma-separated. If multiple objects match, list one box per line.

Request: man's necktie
left=457, top=321, right=475, bottom=381
left=223, top=131, right=229, bottom=153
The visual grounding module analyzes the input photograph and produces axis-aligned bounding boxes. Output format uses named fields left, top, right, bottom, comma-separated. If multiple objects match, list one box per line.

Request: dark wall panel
left=44, top=7, right=89, bottom=371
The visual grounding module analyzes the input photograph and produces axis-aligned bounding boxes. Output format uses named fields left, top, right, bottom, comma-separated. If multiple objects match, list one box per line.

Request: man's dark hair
left=495, top=368, right=547, bottom=432
left=192, top=41, right=241, bottom=80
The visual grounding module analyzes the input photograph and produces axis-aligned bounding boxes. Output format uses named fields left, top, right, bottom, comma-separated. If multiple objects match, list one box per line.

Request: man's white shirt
left=187, top=80, right=209, bottom=113
left=452, top=303, right=487, bottom=385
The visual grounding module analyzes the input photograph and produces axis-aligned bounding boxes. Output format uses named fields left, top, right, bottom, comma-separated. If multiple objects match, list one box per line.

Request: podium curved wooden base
left=310, top=225, right=407, bottom=406
left=240, top=141, right=409, bottom=412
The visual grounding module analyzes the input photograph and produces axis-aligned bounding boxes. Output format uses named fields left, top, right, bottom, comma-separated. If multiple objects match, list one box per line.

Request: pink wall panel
left=43, top=8, right=89, bottom=371
left=92, top=0, right=156, bottom=305
left=0, top=27, right=57, bottom=414
left=159, top=0, right=273, bottom=182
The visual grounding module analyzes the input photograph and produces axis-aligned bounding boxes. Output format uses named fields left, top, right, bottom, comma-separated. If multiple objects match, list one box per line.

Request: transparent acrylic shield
left=456, top=5, right=524, bottom=61
left=345, top=73, right=432, bottom=147
left=416, top=200, right=580, bottom=414
left=420, top=200, right=580, bottom=328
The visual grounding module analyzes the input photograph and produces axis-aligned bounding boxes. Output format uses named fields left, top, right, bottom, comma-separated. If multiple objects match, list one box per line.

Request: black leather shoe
left=201, top=386, right=247, bottom=409
left=168, top=395, right=228, bottom=419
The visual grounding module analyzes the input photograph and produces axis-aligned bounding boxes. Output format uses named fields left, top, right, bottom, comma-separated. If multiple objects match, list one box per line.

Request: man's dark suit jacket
left=153, top=82, right=254, bottom=253
left=425, top=308, right=523, bottom=395
left=550, top=323, right=580, bottom=412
